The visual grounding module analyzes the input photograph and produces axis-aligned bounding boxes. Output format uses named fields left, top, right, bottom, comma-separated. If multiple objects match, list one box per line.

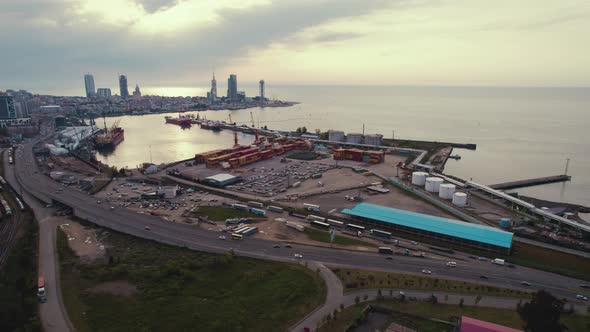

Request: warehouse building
left=203, top=173, right=241, bottom=188
left=342, top=203, right=513, bottom=254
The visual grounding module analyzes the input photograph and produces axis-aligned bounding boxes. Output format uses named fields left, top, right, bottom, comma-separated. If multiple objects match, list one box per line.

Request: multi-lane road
left=7, top=141, right=590, bottom=328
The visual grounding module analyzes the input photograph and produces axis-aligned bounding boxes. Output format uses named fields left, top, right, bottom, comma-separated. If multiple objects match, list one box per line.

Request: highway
left=8, top=141, right=590, bottom=318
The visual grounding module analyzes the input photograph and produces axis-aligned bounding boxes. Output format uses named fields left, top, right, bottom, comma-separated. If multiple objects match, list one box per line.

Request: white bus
left=370, top=229, right=392, bottom=239
left=303, top=203, right=320, bottom=212
left=346, top=224, right=365, bottom=231
left=231, top=233, right=243, bottom=240
left=326, top=219, right=345, bottom=227
left=247, top=201, right=264, bottom=208
left=306, top=215, right=325, bottom=222
left=311, top=220, right=330, bottom=229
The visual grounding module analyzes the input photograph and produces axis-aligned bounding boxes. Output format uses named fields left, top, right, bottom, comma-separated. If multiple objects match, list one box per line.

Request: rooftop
left=205, top=173, right=238, bottom=182
left=460, top=316, right=522, bottom=332
left=341, top=203, right=513, bottom=249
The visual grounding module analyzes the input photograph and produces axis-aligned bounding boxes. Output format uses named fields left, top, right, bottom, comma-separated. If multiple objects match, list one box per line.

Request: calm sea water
left=91, top=85, right=589, bottom=207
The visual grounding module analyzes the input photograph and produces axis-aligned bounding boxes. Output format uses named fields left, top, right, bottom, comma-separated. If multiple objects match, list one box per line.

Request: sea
left=50, top=85, right=590, bottom=207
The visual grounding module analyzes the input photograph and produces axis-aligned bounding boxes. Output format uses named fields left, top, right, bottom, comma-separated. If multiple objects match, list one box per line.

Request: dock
left=489, top=174, right=571, bottom=190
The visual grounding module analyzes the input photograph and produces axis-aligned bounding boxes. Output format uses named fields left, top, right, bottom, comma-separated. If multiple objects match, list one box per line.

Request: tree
left=518, top=290, right=566, bottom=332
left=301, top=126, right=307, bottom=133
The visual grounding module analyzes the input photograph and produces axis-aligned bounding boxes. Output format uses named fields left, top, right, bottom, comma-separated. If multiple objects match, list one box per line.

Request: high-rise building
left=0, top=95, right=17, bottom=119
left=97, top=88, right=112, bottom=98
left=209, top=73, right=217, bottom=101
left=84, top=74, right=96, bottom=97
left=259, top=80, right=265, bottom=106
left=119, top=75, right=129, bottom=97
left=227, top=74, right=237, bottom=102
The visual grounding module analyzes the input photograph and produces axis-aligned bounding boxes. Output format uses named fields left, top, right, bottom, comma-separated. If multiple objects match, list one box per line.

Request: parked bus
left=346, top=223, right=365, bottom=231
left=311, top=220, right=330, bottom=229
left=231, top=233, right=243, bottom=240
left=378, top=247, right=394, bottom=255
left=370, top=229, right=392, bottom=239
left=303, top=203, right=320, bottom=212
left=267, top=205, right=284, bottom=213
left=247, top=201, right=264, bottom=208
left=326, top=219, right=344, bottom=227
left=249, top=208, right=267, bottom=216
left=306, top=215, right=325, bottom=222
left=232, top=203, right=248, bottom=211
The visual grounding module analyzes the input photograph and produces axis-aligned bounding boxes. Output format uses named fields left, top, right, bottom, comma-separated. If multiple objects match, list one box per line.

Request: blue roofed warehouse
left=342, top=203, right=513, bottom=254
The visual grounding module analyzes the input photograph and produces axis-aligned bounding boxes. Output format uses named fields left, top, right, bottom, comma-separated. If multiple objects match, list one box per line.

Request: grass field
left=319, top=301, right=590, bottom=332
left=332, top=268, right=530, bottom=298
left=304, top=227, right=377, bottom=247
left=506, top=242, right=590, bottom=282
left=191, top=205, right=265, bottom=222
left=57, top=224, right=326, bottom=332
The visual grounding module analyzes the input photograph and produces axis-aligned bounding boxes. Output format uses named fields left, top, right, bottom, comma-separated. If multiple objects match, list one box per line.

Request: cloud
left=0, top=0, right=396, bottom=91
left=312, top=32, right=364, bottom=43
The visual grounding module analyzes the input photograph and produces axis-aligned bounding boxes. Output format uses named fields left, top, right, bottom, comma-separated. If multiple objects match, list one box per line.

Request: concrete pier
left=490, top=174, right=571, bottom=190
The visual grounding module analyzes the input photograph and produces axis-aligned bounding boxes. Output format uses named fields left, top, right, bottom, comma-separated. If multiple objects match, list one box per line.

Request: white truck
left=492, top=258, right=505, bottom=266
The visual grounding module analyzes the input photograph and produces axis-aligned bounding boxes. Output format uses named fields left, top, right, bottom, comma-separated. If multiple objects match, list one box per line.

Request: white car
left=294, top=254, right=303, bottom=259
left=446, top=261, right=457, bottom=267
left=219, top=236, right=226, bottom=240
left=575, top=294, right=588, bottom=301
left=421, top=269, right=432, bottom=275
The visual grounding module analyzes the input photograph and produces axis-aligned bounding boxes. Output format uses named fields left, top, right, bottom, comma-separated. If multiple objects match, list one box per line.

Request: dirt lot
left=58, top=219, right=105, bottom=262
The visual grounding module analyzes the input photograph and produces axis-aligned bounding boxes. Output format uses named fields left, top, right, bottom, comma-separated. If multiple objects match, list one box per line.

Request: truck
left=378, top=247, right=394, bottom=255
left=492, top=258, right=505, bottom=266
left=37, top=276, right=46, bottom=303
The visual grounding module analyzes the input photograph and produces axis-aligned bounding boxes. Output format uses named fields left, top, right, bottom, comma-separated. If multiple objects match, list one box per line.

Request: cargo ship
left=165, top=115, right=192, bottom=127
left=200, top=120, right=222, bottom=131
left=94, top=120, right=124, bottom=150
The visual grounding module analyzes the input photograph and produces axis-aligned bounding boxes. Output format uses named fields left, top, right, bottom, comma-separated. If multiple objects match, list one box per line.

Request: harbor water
left=93, top=85, right=590, bottom=207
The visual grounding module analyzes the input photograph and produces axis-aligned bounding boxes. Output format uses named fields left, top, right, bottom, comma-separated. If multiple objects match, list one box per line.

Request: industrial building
left=342, top=203, right=513, bottom=253
left=203, top=173, right=241, bottom=188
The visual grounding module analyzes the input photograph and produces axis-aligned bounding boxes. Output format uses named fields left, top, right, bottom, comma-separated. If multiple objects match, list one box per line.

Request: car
left=479, top=275, right=489, bottom=279
left=219, top=236, right=226, bottom=240
left=386, top=256, right=393, bottom=260
left=144, top=226, right=150, bottom=230
left=273, top=245, right=281, bottom=248
left=421, top=269, right=432, bottom=274
left=411, top=241, right=418, bottom=245
left=110, top=206, right=115, bottom=210
left=580, top=284, right=590, bottom=289
left=446, top=261, right=457, bottom=267
left=575, top=294, right=588, bottom=301
left=284, top=244, right=292, bottom=248
left=507, top=264, right=516, bottom=268
left=294, top=254, right=303, bottom=259
left=96, top=200, right=101, bottom=204
left=477, top=256, right=487, bottom=261
left=520, top=281, right=531, bottom=286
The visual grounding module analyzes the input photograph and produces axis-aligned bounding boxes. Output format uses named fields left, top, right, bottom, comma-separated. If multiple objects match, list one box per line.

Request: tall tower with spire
left=133, top=84, right=141, bottom=100
left=209, top=73, right=217, bottom=101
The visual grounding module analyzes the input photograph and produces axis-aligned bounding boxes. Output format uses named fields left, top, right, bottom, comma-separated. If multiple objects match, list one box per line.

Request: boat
left=94, top=120, right=124, bottom=150
left=200, top=120, right=222, bottom=131
left=449, top=154, right=462, bottom=160
left=165, top=115, right=192, bottom=127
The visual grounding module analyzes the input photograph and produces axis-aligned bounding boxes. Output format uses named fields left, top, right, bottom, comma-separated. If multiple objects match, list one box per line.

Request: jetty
left=489, top=174, right=571, bottom=190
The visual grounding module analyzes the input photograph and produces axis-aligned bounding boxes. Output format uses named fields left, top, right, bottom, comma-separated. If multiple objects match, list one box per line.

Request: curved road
left=8, top=141, right=589, bottom=331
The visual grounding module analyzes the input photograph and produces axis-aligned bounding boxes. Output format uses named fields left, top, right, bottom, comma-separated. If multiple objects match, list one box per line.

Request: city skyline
left=0, top=0, right=589, bottom=91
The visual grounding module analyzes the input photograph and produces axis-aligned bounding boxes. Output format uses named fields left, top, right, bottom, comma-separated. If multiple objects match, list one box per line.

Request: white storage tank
left=364, top=134, right=383, bottom=146
left=346, top=133, right=363, bottom=144
left=438, top=183, right=456, bottom=199
left=411, top=172, right=428, bottom=186
left=452, top=192, right=468, bottom=206
left=425, top=177, right=443, bottom=192
left=328, top=130, right=345, bottom=142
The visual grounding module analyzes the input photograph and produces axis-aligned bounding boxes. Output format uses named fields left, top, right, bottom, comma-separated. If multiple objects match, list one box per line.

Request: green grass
left=57, top=224, right=326, bottom=332
left=504, top=242, right=590, bottom=282
left=321, top=301, right=590, bottom=332
left=191, top=205, right=265, bottom=222
left=304, top=227, right=377, bottom=247
left=332, top=268, right=531, bottom=298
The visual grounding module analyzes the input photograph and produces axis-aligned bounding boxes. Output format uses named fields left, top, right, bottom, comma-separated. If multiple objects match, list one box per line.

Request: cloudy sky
left=1, top=0, right=589, bottom=93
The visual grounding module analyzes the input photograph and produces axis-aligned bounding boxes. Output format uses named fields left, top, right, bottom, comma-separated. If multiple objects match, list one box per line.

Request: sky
left=1, top=0, right=589, bottom=93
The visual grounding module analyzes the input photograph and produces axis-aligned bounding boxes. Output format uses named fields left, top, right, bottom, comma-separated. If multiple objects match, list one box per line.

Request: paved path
left=4, top=151, right=74, bottom=332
